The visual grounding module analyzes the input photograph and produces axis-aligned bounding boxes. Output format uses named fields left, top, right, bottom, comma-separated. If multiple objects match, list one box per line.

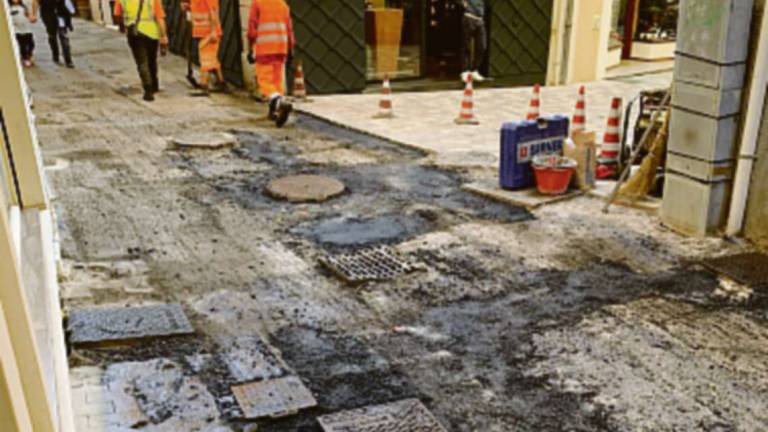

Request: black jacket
left=39, top=0, right=75, bottom=30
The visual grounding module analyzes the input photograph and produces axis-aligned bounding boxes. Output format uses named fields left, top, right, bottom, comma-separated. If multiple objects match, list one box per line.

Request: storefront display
left=613, top=0, right=679, bottom=61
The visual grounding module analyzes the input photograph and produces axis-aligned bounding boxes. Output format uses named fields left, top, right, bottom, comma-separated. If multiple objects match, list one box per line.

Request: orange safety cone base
left=455, top=116, right=480, bottom=125
left=596, top=164, right=619, bottom=180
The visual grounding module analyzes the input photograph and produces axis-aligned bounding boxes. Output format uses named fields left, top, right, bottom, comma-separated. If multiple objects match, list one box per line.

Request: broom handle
left=602, top=88, right=672, bottom=214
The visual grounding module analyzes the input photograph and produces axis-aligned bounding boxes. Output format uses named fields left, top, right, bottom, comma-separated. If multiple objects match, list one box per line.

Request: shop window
left=365, top=0, right=423, bottom=80
left=635, top=0, right=678, bottom=43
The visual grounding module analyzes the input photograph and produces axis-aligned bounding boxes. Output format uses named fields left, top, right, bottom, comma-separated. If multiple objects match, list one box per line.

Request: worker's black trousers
left=127, top=32, right=160, bottom=93
left=44, top=21, right=72, bottom=65
left=462, top=15, right=487, bottom=73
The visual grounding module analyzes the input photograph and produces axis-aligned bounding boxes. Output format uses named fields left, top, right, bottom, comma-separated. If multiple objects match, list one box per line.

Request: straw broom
left=618, top=112, right=670, bottom=202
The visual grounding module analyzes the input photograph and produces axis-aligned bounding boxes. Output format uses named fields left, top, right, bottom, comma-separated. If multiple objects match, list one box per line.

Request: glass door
left=365, top=0, right=425, bottom=80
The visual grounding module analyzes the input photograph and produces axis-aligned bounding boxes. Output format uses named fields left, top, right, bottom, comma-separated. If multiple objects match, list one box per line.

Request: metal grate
left=489, top=0, right=553, bottom=85
left=700, top=252, right=768, bottom=287
left=68, top=304, right=194, bottom=345
left=320, top=246, right=417, bottom=285
left=318, top=398, right=448, bottom=432
left=232, top=376, right=317, bottom=419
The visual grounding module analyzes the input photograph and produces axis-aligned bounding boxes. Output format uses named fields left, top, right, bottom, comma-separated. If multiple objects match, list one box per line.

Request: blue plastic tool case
left=499, top=115, right=570, bottom=190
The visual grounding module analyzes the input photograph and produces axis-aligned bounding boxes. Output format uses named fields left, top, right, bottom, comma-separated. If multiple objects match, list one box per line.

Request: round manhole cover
left=266, top=175, right=345, bottom=203
left=171, top=132, right=238, bottom=149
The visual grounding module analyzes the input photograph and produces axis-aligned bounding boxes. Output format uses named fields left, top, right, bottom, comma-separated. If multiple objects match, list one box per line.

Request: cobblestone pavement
left=298, top=73, right=672, bottom=169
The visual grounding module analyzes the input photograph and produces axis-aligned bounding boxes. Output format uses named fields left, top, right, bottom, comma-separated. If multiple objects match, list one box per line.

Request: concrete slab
left=221, top=335, right=287, bottom=383
left=266, top=175, right=346, bottom=203
left=462, top=179, right=584, bottom=210
left=68, top=304, right=194, bottom=345
left=318, top=398, right=447, bottom=432
left=232, top=376, right=317, bottom=419
left=590, top=181, right=662, bottom=213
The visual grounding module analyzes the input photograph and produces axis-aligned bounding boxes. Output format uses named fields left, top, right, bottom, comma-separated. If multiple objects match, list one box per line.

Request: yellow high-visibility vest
left=122, top=0, right=161, bottom=40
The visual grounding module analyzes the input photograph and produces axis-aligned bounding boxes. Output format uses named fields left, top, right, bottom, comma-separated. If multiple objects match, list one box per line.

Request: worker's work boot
left=275, top=97, right=293, bottom=128
left=268, top=96, right=280, bottom=121
left=213, top=81, right=229, bottom=94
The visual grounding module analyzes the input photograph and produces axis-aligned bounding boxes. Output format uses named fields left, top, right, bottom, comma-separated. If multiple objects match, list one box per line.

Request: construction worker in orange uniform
left=247, top=0, right=295, bottom=127
left=189, top=0, right=226, bottom=94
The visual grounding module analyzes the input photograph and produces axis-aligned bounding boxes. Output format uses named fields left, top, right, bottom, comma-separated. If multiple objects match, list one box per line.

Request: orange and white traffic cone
left=526, top=84, right=541, bottom=121
left=373, top=76, right=395, bottom=119
left=455, top=74, right=480, bottom=125
left=597, top=97, right=623, bottom=179
left=293, top=60, right=310, bottom=101
left=572, top=85, right=586, bottom=134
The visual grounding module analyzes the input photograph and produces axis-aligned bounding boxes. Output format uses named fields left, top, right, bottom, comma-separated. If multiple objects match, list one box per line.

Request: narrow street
left=30, top=19, right=768, bottom=432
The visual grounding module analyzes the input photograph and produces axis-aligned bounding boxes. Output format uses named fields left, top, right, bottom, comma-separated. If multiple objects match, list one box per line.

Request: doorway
left=365, top=0, right=480, bottom=83
left=425, top=0, right=466, bottom=80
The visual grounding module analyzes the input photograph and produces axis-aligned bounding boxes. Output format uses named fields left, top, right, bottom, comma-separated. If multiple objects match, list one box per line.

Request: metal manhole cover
left=232, top=376, right=317, bottom=419
left=68, top=304, right=194, bottom=345
left=700, top=252, right=768, bottom=287
left=171, top=132, right=238, bottom=149
left=317, top=398, right=447, bottom=432
left=266, top=175, right=346, bottom=203
left=320, top=246, right=417, bottom=284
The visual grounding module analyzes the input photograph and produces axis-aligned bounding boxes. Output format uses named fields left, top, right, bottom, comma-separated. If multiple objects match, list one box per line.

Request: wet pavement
left=27, top=18, right=768, bottom=432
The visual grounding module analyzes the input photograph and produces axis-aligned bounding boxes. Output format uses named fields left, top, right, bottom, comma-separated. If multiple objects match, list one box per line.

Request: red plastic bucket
left=533, top=166, right=575, bottom=195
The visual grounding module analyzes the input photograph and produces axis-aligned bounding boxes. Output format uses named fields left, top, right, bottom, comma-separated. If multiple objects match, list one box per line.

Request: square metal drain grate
left=700, top=252, right=768, bottom=287
left=320, top=246, right=417, bottom=284
left=68, top=303, right=194, bottom=345
left=232, top=376, right=317, bottom=419
left=318, top=398, right=447, bottom=432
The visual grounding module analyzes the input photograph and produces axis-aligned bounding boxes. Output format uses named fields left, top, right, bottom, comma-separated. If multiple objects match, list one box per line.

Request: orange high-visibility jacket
left=247, top=0, right=295, bottom=58
left=190, top=0, right=222, bottom=38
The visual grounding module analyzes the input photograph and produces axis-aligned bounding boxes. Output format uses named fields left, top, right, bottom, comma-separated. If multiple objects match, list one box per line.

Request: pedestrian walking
left=114, top=0, right=169, bottom=102
left=247, top=0, right=295, bottom=127
left=37, top=0, right=75, bottom=67
left=9, top=0, right=36, bottom=67
left=189, top=0, right=227, bottom=94
left=460, top=0, right=486, bottom=83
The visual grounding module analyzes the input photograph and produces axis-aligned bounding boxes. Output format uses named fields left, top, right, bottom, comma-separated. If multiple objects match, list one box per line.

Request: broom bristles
left=619, top=115, right=670, bottom=201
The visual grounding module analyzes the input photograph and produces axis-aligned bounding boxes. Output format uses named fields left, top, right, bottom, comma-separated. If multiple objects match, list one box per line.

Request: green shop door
left=488, top=0, right=553, bottom=86
left=288, top=0, right=367, bottom=94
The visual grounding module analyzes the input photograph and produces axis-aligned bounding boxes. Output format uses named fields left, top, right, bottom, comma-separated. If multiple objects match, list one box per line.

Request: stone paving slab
left=298, top=75, right=672, bottom=171
left=589, top=180, right=662, bottom=213
left=232, top=376, right=317, bottom=419
left=462, top=179, right=585, bottom=210
left=68, top=303, right=194, bottom=345
left=317, top=398, right=447, bottom=432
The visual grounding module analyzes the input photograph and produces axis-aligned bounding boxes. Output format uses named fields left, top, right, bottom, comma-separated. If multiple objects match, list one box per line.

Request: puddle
left=291, top=213, right=433, bottom=248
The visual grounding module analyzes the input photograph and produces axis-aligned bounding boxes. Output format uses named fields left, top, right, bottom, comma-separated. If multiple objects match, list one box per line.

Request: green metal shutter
left=287, top=0, right=366, bottom=94
left=488, top=0, right=553, bottom=86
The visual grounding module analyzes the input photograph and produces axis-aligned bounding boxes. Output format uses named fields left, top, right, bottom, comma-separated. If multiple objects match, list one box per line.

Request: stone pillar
left=661, top=0, right=756, bottom=236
